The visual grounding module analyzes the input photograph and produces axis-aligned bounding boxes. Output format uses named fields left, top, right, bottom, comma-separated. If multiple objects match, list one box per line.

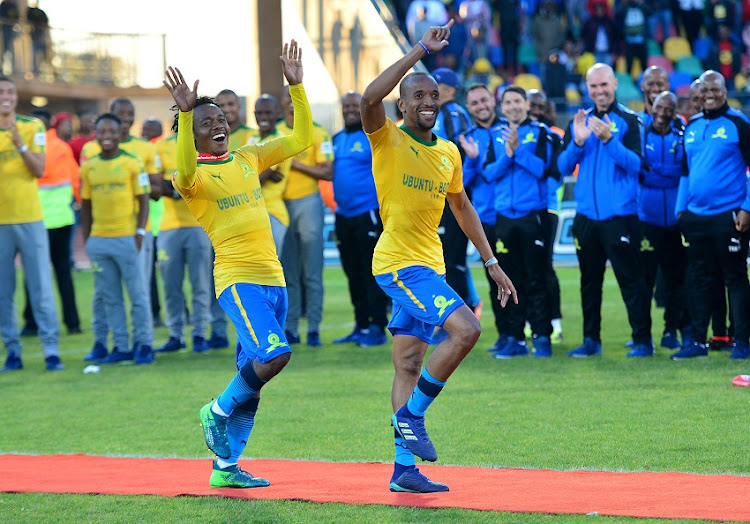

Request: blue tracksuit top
left=332, top=126, right=379, bottom=218
left=558, top=101, right=644, bottom=221
left=462, top=118, right=507, bottom=225
left=639, top=124, right=684, bottom=227
left=483, top=118, right=553, bottom=219
left=640, top=112, right=686, bottom=132
left=677, top=103, right=750, bottom=216
left=433, top=100, right=472, bottom=143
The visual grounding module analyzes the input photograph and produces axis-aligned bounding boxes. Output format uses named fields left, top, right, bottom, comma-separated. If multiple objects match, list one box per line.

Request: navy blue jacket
left=433, top=100, right=472, bottom=145
left=332, top=126, right=379, bottom=218
left=639, top=124, right=684, bottom=227
left=483, top=118, right=554, bottom=219
left=462, top=118, right=506, bottom=225
left=677, top=103, right=750, bottom=216
left=558, top=101, right=644, bottom=220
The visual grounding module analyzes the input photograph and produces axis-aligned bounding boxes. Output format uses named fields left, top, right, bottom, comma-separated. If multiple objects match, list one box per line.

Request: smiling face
left=0, top=79, right=18, bottom=117
left=111, top=100, right=134, bottom=140
left=254, top=97, right=278, bottom=136
left=398, top=74, right=440, bottom=132
left=341, top=92, right=362, bottom=128
left=501, top=90, right=527, bottom=125
left=641, top=67, right=669, bottom=107
left=586, top=65, right=617, bottom=112
left=193, top=103, right=229, bottom=155
left=95, top=118, right=121, bottom=155
left=527, top=91, right=547, bottom=121
left=699, top=73, right=727, bottom=112
left=689, top=81, right=702, bottom=113
left=465, top=86, right=496, bottom=126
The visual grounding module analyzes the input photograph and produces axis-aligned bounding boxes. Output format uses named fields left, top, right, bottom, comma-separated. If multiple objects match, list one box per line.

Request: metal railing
left=0, top=20, right=165, bottom=87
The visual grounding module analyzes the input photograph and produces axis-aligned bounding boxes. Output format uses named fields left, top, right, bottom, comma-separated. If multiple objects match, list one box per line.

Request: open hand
left=588, top=114, right=613, bottom=142
left=458, top=134, right=479, bottom=159
left=163, top=67, right=199, bottom=113
left=573, top=109, right=591, bottom=146
left=280, top=40, right=303, bottom=85
left=488, top=264, right=518, bottom=308
left=421, top=19, right=453, bottom=52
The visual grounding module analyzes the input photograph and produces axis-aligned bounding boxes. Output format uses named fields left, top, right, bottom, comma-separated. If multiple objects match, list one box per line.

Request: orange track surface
left=1, top=454, right=749, bottom=521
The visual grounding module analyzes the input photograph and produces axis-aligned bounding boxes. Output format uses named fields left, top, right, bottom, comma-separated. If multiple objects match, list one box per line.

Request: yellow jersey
left=156, top=135, right=200, bottom=231
left=82, top=135, right=162, bottom=232
left=174, top=83, right=313, bottom=297
left=366, top=119, right=463, bottom=275
left=277, top=121, right=333, bottom=200
left=80, top=151, right=147, bottom=237
left=247, top=128, right=292, bottom=226
left=0, top=115, right=46, bottom=224
left=228, top=124, right=256, bottom=153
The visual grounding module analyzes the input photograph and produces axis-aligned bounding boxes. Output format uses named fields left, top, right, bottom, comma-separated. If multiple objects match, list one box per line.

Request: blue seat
left=691, top=37, right=713, bottom=63
left=669, top=70, right=694, bottom=92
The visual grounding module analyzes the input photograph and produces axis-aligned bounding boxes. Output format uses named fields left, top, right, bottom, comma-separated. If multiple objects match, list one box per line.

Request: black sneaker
left=1, top=354, right=23, bottom=371
left=45, top=355, right=65, bottom=371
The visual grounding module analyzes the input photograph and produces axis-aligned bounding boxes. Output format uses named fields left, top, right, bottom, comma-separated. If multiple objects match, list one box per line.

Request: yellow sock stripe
left=231, top=285, right=259, bottom=347
left=392, top=271, right=426, bottom=312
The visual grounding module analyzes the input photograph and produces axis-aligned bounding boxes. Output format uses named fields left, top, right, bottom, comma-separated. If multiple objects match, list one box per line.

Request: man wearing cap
left=430, top=67, right=477, bottom=344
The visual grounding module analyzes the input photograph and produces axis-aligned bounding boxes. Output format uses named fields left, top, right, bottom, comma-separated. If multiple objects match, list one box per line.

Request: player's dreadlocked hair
left=170, top=96, right=217, bottom=132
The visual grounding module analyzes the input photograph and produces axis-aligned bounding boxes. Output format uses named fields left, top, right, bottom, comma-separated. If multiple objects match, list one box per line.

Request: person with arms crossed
left=80, top=114, right=153, bottom=366
left=331, top=91, right=389, bottom=347
left=557, top=63, right=653, bottom=357
left=361, top=20, right=517, bottom=493
left=672, top=70, right=750, bottom=360
left=163, top=39, right=313, bottom=488
left=0, top=75, right=64, bottom=372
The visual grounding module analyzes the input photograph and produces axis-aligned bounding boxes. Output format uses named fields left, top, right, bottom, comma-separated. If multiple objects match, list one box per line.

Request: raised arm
left=360, top=20, right=453, bottom=133
left=163, top=67, right=199, bottom=188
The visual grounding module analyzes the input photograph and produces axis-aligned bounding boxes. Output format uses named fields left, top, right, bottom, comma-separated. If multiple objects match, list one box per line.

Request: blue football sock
left=393, top=429, right=415, bottom=481
left=216, top=361, right=266, bottom=414
left=221, top=397, right=260, bottom=466
left=405, top=367, right=446, bottom=417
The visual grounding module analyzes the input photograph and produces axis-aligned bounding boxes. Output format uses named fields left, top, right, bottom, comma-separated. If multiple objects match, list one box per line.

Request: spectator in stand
left=638, top=92, right=692, bottom=351
left=26, top=1, right=50, bottom=75
left=69, top=111, right=96, bottom=165
left=706, top=0, right=736, bottom=39
left=458, top=0, right=492, bottom=49
left=708, top=24, right=743, bottom=89
left=331, top=91, right=389, bottom=347
left=677, top=0, right=705, bottom=45
left=616, top=0, right=651, bottom=77
left=673, top=70, right=750, bottom=360
left=19, top=109, right=82, bottom=338
left=581, top=1, right=619, bottom=65
left=442, top=5, right=469, bottom=73
left=409, top=5, right=437, bottom=70
left=566, top=0, right=589, bottom=39
left=586, top=0, right=612, bottom=17
left=466, top=57, right=504, bottom=96
left=493, top=0, right=521, bottom=76
left=0, top=75, right=64, bottom=372
left=0, top=0, right=19, bottom=72
left=649, top=0, right=674, bottom=42
left=406, top=1, right=448, bottom=54
left=531, top=0, right=565, bottom=79
left=557, top=63, right=653, bottom=358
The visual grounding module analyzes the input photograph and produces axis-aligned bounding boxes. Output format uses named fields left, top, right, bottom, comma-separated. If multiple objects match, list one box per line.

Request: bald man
left=557, top=63, right=652, bottom=357
left=673, top=70, right=750, bottom=361
left=640, top=66, right=682, bottom=130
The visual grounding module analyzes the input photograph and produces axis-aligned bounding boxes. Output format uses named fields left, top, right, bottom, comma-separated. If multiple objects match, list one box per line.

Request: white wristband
left=484, top=257, right=498, bottom=268
left=18, top=144, right=29, bottom=154
left=136, top=228, right=147, bottom=237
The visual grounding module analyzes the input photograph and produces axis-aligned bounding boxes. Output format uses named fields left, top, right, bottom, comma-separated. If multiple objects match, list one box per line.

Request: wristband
left=18, top=144, right=28, bottom=154
left=484, top=257, right=498, bottom=268
left=136, top=228, right=147, bottom=237
left=417, top=40, right=431, bottom=54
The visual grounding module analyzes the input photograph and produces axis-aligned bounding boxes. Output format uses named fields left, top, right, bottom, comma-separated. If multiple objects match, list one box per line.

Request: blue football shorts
left=374, top=265, right=464, bottom=343
left=218, top=283, right=291, bottom=368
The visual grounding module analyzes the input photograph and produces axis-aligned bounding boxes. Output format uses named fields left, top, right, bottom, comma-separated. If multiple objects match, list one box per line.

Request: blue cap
left=431, top=67, right=461, bottom=89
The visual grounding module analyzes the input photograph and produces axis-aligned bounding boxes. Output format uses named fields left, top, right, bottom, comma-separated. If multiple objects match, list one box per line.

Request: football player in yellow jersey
left=249, top=93, right=292, bottom=255
left=153, top=130, right=213, bottom=355
left=361, top=21, right=517, bottom=493
left=0, top=75, right=64, bottom=372
left=164, top=39, right=313, bottom=489
left=80, top=113, right=153, bottom=366
left=216, top=89, right=256, bottom=151
left=277, top=85, right=334, bottom=347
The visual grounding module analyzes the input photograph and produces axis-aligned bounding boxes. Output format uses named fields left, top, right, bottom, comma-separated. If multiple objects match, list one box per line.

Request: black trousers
left=438, top=204, right=469, bottom=304
left=544, top=211, right=562, bottom=320
left=151, top=235, right=161, bottom=319
left=24, top=225, right=80, bottom=331
left=572, top=214, right=652, bottom=345
left=679, top=210, right=749, bottom=345
left=482, top=221, right=504, bottom=337
left=495, top=210, right=551, bottom=340
left=335, top=210, right=388, bottom=330
left=639, top=222, right=689, bottom=334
